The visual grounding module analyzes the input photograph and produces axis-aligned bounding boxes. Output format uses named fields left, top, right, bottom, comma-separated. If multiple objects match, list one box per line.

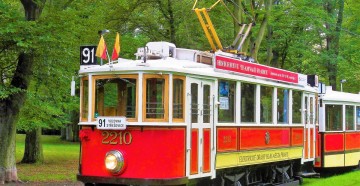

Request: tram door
left=303, top=93, right=316, bottom=162
left=187, top=78, right=215, bottom=179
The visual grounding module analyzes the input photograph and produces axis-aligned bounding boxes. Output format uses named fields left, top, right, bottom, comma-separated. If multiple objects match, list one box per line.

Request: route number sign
left=80, top=46, right=97, bottom=65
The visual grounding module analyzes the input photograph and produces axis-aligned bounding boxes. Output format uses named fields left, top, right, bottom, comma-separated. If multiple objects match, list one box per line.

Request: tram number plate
left=96, top=117, right=127, bottom=130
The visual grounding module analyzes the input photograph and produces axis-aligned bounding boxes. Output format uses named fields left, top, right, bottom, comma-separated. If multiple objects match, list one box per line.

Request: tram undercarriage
left=191, top=160, right=302, bottom=186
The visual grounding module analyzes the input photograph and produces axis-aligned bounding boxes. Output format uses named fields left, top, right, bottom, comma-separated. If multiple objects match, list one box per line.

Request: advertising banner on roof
left=215, top=55, right=304, bottom=85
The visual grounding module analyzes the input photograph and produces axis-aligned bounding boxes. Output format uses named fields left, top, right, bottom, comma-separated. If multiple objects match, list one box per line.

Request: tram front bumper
left=77, top=174, right=188, bottom=186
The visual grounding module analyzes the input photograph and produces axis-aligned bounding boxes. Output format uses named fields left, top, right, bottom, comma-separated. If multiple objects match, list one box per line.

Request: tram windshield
left=94, top=75, right=137, bottom=120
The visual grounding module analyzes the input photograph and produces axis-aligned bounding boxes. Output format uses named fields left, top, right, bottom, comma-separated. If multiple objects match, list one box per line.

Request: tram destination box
left=96, top=116, right=127, bottom=130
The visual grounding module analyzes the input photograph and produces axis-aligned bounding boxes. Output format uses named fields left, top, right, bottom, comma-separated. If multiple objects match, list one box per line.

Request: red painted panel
left=324, top=133, right=344, bottom=152
left=239, top=128, right=290, bottom=150
left=217, top=128, right=237, bottom=152
left=190, top=129, right=198, bottom=175
left=80, top=127, right=186, bottom=179
left=305, top=129, right=308, bottom=159
left=314, top=131, right=321, bottom=168
left=203, top=129, right=211, bottom=173
left=291, top=128, right=303, bottom=146
left=345, top=132, right=360, bottom=150
left=316, top=128, right=320, bottom=157
left=310, top=129, right=314, bottom=158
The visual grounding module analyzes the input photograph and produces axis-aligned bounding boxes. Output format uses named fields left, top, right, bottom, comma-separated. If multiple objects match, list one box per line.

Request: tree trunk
left=0, top=0, right=45, bottom=183
left=0, top=102, right=18, bottom=184
left=71, top=111, right=80, bottom=142
left=324, top=0, right=344, bottom=90
left=0, top=53, right=33, bottom=183
left=250, top=0, right=272, bottom=62
left=21, top=128, right=44, bottom=164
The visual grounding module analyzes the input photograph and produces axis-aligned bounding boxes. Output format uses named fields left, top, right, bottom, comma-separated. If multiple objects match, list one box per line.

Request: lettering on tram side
left=102, top=131, right=133, bottom=145
left=238, top=152, right=289, bottom=163
left=215, top=55, right=299, bottom=84
left=216, top=59, right=269, bottom=76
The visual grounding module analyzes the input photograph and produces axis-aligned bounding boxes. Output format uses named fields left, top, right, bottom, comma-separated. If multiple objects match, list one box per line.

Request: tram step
left=301, top=172, right=320, bottom=178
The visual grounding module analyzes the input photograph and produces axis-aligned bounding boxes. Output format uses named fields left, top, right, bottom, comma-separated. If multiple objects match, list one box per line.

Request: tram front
left=77, top=66, right=189, bottom=185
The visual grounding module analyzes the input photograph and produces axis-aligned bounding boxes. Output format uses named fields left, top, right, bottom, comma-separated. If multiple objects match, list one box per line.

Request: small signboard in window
left=220, top=97, right=229, bottom=110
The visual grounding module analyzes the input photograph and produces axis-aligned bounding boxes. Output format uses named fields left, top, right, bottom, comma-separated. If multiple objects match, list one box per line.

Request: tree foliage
left=0, top=0, right=360, bottom=183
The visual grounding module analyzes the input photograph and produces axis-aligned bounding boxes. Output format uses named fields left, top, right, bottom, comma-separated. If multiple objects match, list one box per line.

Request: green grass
left=16, top=134, right=80, bottom=183
left=304, top=170, right=360, bottom=186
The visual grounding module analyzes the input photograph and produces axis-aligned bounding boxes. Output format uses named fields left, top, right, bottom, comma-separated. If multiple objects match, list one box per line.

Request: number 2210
left=102, top=131, right=132, bottom=145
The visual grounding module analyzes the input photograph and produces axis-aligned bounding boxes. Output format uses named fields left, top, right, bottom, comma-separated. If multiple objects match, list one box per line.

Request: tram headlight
left=105, top=150, right=124, bottom=174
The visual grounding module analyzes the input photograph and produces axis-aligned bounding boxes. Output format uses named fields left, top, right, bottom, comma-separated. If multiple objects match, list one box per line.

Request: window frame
left=218, top=79, right=236, bottom=123
left=325, top=104, right=343, bottom=132
left=260, top=85, right=274, bottom=124
left=92, top=74, right=138, bottom=122
left=142, top=74, right=169, bottom=122
left=240, top=82, right=257, bottom=124
left=172, top=75, right=186, bottom=123
left=80, top=76, right=89, bottom=122
left=345, top=105, right=355, bottom=131
left=277, top=87, right=290, bottom=124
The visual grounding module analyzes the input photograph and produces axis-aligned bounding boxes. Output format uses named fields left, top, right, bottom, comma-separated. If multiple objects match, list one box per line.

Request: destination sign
left=97, top=117, right=127, bottom=130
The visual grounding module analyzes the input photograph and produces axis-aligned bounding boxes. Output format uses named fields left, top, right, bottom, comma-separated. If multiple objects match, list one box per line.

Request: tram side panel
left=216, top=126, right=304, bottom=169
left=316, top=132, right=360, bottom=168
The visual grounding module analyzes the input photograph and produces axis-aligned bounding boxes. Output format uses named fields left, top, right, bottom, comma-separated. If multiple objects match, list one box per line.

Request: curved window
left=326, top=105, right=343, bottom=131
left=173, top=76, right=185, bottom=122
left=143, top=74, right=169, bottom=121
left=80, top=78, right=88, bottom=121
left=218, top=80, right=235, bottom=123
left=94, top=75, right=137, bottom=121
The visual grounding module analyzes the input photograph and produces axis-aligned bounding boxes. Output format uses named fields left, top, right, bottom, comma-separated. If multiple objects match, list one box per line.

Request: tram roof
left=321, top=86, right=360, bottom=104
left=79, top=42, right=317, bottom=92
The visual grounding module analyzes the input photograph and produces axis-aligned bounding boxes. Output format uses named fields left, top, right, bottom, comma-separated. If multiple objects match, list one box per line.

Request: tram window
left=81, top=79, right=88, bottom=121
left=218, top=80, right=235, bottom=123
left=260, top=86, right=273, bottom=123
left=357, top=106, right=360, bottom=130
left=241, top=83, right=255, bottom=123
left=203, top=85, right=211, bottom=123
left=325, top=105, right=343, bottom=131
left=345, top=105, right=354, bottom=130
left=144, top=75, right=168, bottom=121
left=95, top=76, right=137, bottom=120
left=173, top=77, right=184, bottom=121
left=277, top=88, right=289, bottom=124
left=292, top=91, right=302, bottom=124
left=191, top=83, right=198, bottom=123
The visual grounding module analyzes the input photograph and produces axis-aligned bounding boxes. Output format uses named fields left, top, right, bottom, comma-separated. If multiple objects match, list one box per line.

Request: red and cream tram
left=77, top=41, right=319, bottom=185
left=315, top=86, right=360, bottom=168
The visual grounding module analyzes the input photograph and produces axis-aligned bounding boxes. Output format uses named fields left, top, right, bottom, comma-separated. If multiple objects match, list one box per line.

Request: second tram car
left=315, top=86, right=360, bottom=168
left=77, top=41, right=320, bottom=185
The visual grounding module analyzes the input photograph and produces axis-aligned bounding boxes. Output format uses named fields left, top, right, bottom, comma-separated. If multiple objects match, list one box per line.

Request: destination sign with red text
left=215, top=55, right=299, bottom=84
